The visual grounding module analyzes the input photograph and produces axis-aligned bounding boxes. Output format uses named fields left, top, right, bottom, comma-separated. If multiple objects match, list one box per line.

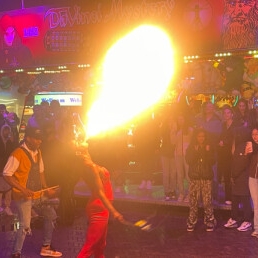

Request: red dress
left=77, top=167, right=113, bottom=258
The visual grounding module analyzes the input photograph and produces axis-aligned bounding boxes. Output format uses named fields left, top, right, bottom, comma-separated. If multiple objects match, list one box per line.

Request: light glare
left=86, top=25, right=175, bottom=138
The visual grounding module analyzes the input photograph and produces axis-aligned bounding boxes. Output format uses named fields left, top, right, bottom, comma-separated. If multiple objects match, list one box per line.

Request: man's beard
left=222, top=21, right=255, bottom=49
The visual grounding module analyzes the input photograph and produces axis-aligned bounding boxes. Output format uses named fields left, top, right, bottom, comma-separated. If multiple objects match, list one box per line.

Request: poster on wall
left=221, top=0, right=258, bottom=50
left=0, top=0, right=257, bottom=69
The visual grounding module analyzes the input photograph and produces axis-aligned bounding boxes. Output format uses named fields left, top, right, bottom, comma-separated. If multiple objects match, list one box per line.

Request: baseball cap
left=25, top=127, right=43, bottom=140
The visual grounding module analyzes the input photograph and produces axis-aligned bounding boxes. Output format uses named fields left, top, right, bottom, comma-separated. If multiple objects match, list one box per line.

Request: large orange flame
left=86, top=25, right=175, bottom=138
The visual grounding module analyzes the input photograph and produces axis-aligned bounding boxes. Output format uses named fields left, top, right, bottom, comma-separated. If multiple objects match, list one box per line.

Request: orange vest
left=10, top=148, right=42, bottom=200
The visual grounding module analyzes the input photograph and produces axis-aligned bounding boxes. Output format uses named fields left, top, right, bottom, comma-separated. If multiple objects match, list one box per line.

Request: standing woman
left=224, top=129, right=252, bottom=232
left=175, top=111, right=193, bottom=202
left=246, top=127, right=258, bottom=237
left=217, top=105, right=235, bottom=205
left=233, top=98, right=250, bottom=128
left=159, top=110, right=177, bottom=200
left=185, top=128, right=216, bottom=232
left=75, top=147, right=124, bottom=258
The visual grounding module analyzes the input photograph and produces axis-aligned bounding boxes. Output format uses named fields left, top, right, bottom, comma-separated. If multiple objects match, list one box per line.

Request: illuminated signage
left=24, top=27, right=39, bottom=37
left=34, top=92, right=83, bottom=106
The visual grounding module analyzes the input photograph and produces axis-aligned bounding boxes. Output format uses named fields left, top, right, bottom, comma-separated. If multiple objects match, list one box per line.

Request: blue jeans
left=249, top=177, right=258, bottom=232
left=13, top=198, right=57, bottom=254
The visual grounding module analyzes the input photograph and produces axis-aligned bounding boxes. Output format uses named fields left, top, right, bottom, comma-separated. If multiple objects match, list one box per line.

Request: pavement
left=0, top=181, right=258, bottom=258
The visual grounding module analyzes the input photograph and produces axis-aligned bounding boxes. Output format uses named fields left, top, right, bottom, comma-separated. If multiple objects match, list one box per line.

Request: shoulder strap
left=19, top=147, right=38, bottom=164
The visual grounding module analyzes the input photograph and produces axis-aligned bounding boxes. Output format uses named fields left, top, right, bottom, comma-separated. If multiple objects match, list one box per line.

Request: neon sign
left=34, top=92, right=83, bottom=106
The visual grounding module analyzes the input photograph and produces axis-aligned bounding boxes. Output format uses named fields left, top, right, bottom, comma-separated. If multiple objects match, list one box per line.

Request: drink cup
left=246, top=141, right=253, bottom=153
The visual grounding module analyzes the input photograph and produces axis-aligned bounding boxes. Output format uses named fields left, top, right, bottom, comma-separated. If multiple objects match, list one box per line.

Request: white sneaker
left=206, top=222, right=216, bottom=232
left=237, top=221, right=252, bottom=232
left=40, top=245, right=62, bottom=257
left=4, top=207, right=14, bottom=216
left=224, top=218, right=238, bottom=228
left=169, top=191, right=177, bottom=200
left=165, top=196, right=170, bottom=201
left=225, top=200, right=232, bottom=205
left=187, top=224, right=195, bottom=232
left=138, top=180, right=146, bottom=189
left=146, top=180, right=152, bottom=190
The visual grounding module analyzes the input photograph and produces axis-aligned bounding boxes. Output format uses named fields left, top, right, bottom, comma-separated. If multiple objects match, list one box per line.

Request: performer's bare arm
left=90, top=163, right=123, bottom=220
left=80, top=149, right=123, bottom=221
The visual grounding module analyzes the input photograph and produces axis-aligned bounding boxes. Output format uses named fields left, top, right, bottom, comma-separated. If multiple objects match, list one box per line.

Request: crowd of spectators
left=1, top=97, right=258, bottom=236
left=150, top=98, right=258, bottom=233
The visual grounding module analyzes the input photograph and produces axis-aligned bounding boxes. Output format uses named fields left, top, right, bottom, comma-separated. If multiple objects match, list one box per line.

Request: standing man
left=3, top=127, right=62, bottom=258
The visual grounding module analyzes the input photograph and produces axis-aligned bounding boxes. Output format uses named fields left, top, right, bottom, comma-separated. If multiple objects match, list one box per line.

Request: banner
left=0, top=0, right=257, bottom=69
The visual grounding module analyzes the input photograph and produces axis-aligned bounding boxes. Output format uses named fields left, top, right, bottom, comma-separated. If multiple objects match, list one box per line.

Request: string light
left=0, top=48, right=258, bottom=74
